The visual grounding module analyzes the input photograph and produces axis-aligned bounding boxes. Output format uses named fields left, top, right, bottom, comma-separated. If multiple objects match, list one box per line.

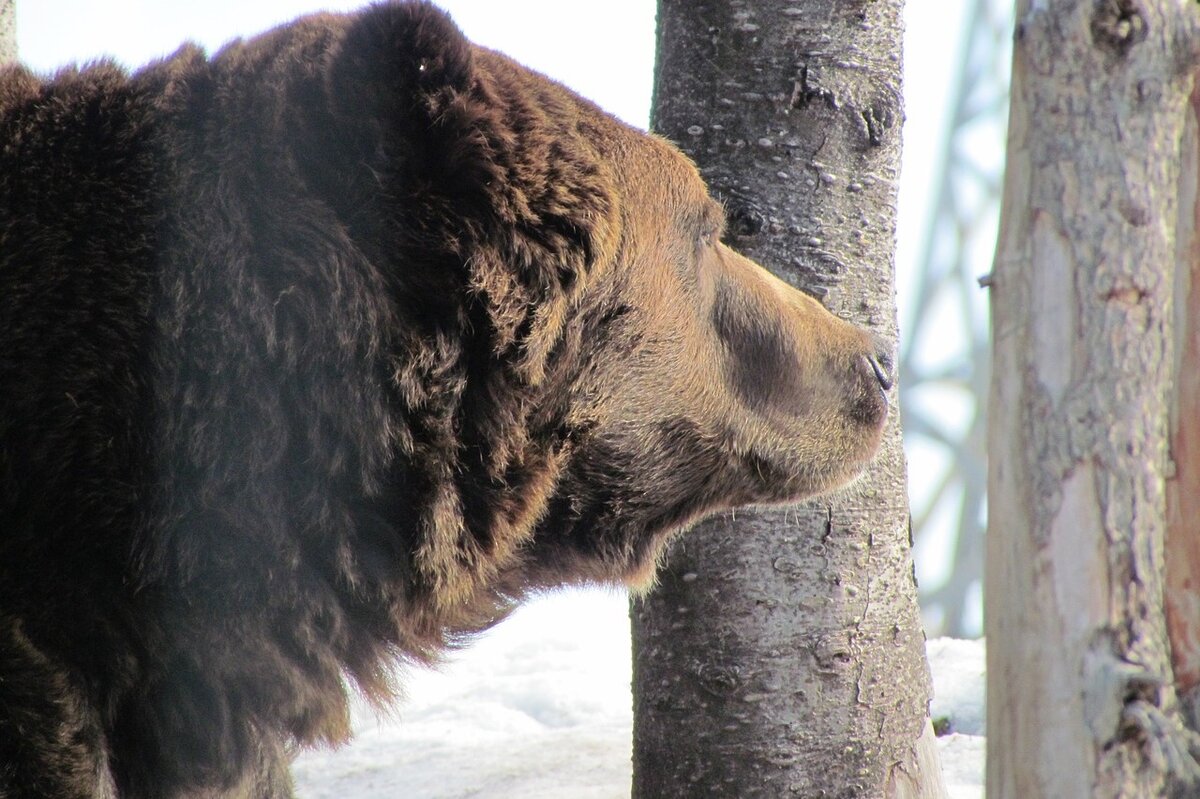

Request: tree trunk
left=987, top=2, right=1200, bottom=797
left=1166, top=78, right=1200, bottom=738
left=0, top=0, right=15, bottom=65
left=630, top=2, right=944, bottom=797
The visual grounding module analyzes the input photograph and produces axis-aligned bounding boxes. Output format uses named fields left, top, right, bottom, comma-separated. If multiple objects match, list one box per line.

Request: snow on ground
left=293, top=589, right=634, bottom=798
left=926, top=637, right=986, bottom=799
left=293, top=589, right=985, bottom=798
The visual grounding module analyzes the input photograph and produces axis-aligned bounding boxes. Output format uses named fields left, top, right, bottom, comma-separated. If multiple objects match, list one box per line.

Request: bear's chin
left=613, top=459, right=880, bottom=595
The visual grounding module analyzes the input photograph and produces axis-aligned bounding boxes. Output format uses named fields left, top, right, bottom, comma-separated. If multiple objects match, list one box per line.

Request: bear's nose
left=867, top=350, right=893, bottom=392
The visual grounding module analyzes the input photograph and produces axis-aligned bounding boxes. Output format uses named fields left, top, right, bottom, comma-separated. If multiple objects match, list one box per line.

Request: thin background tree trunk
left=987, top=2, right=1200, bottom=796
left=0, top=1, right=15, bottom=65
left=630, top=1, right=945, bottom=796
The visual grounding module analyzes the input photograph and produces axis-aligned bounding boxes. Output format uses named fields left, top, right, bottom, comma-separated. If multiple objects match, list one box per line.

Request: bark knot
left=694, top=661, right=742, bottom=698
left=860, top=101, right=896, bottom=148
left=723, top=199, right=766, bottom=240
left=1091, top=0, right=1148, bottom=59
left=791, top=62, right=838, bottom=111
left=1101, top=283, right=1148, bottom=306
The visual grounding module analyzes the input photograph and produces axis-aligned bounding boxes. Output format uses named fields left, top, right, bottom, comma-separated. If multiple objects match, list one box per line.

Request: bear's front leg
left=0, top=615, right=115, bottom=799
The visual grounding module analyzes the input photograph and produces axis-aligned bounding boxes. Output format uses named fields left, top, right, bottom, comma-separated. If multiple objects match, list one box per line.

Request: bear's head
left=321, top=2, right=890, bottom=614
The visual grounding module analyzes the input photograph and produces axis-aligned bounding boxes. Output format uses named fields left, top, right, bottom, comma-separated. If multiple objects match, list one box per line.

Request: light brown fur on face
left=476, top=76, right=891, bottom=591
left=619, top=135, right=888, bottom=492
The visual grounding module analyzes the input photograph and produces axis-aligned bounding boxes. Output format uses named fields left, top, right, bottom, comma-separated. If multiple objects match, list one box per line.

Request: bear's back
left=0, top=62, right=170, bottom=574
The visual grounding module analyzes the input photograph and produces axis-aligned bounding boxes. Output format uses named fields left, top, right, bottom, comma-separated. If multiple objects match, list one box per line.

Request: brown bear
left=0, top=2, right=892, bottom=796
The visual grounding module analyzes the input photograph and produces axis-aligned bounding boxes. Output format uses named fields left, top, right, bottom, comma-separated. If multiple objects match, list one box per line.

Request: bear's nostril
left=867, top=353, right=893, bottom=392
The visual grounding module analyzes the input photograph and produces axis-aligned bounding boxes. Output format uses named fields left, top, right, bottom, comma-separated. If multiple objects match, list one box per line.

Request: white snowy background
left=289, top=591, right=985, bottom=798
left=16, top=2, right=987, bottom=796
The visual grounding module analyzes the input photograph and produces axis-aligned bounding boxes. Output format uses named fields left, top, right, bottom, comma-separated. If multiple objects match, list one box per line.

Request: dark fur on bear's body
left=0, top=3, right=891, bottom=796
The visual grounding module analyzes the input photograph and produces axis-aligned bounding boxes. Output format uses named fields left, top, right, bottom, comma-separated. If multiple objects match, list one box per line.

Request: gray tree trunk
left=630, top=1, right=944, bottom=797
left=987, top=2, right=1200, bottom=797
left=0, top=1, right=15, bottom=65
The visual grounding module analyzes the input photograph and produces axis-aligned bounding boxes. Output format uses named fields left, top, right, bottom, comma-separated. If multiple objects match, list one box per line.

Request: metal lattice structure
left=900, top=0, right=1012, bottom=637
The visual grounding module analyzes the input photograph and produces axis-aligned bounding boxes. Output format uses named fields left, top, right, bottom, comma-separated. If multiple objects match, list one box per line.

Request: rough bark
left=630, top=1, right=944, bottom=797
left=987, top=2, right=1200, bottom=797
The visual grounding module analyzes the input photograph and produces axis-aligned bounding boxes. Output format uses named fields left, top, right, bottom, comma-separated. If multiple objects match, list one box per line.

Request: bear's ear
left=334, top=1, right=473, bottom=87
left=324, top=1, right=517, bottom=230
left=324, top=2, right=621, bottom=387
left=325, top=1, right=477, bottom=147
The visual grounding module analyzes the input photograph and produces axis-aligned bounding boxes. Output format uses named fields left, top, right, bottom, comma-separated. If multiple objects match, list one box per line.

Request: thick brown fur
left=0, top=3, right=891, bottom=796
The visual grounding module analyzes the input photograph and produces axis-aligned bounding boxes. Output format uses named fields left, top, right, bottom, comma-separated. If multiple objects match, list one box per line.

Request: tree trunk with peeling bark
left=630, top=1, right=945, bottom=797
left=987, top=1, right=1200, bottom=797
